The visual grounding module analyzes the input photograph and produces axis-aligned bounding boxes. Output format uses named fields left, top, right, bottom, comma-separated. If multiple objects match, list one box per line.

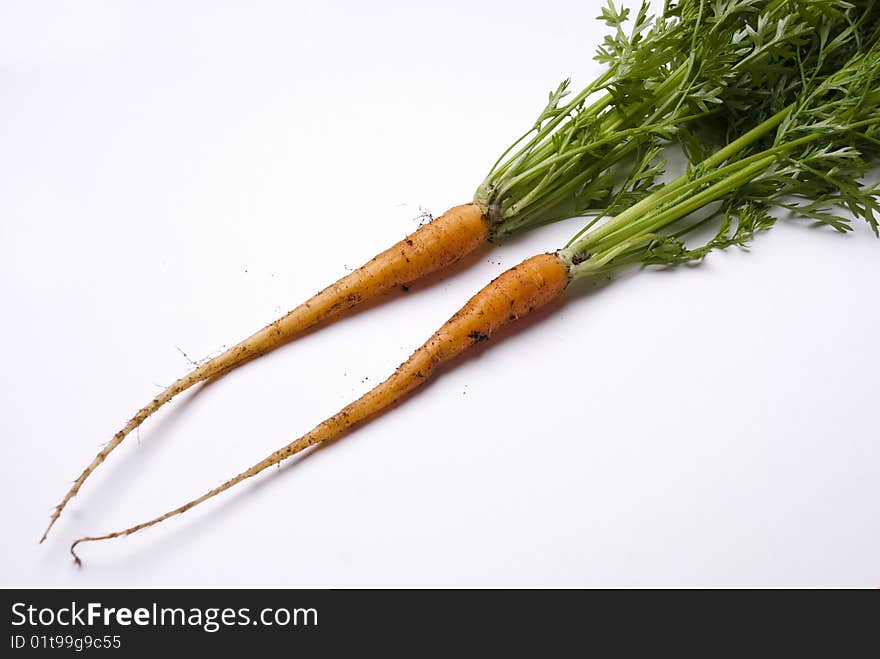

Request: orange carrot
left=69, top=252, right=571, bottom=561
left=42, top=203, right=489, bottom=542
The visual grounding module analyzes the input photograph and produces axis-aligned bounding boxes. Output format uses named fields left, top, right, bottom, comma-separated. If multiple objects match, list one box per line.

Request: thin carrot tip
left=39, top=518, right=57, bottom=544
left=70, top=541, right=84, bottom=567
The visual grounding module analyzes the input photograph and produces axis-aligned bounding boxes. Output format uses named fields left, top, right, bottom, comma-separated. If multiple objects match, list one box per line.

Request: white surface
left=2, top=0, right=878, bottom=587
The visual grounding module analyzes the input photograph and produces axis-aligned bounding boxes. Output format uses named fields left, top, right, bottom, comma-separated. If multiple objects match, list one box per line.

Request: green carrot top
left=476, top=0, right=876, bottom=241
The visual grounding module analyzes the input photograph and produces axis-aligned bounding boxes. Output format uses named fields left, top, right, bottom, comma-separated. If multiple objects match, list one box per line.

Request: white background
left=2, top=0, right=878, bottom=587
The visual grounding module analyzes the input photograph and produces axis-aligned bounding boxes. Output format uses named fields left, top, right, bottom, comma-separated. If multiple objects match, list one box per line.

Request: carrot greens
left=477, top=0, right=858, bottom=238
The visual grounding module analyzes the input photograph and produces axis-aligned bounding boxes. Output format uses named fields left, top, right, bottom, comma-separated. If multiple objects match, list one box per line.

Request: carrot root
left=43, top=203, right=489, bottom=542
left=70, top=252, right=571, bottom=560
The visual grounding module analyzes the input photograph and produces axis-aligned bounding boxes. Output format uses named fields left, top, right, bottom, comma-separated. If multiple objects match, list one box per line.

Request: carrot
left=41, top=203, right=489, bottom=543
left=69, top=252, right=571, bottom=561
left=47, top=0, right=831, bottom=543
